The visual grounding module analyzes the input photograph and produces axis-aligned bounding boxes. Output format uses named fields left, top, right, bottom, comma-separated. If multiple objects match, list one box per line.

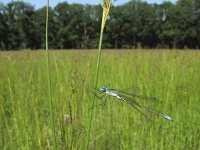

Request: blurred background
left=1, top=0, right=199, bottom=50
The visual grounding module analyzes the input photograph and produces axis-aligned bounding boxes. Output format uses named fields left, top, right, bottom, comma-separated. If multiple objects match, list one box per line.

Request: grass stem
left=86, top=1, right=113, bottom=148
left=45, top=1, right=57, bottom=149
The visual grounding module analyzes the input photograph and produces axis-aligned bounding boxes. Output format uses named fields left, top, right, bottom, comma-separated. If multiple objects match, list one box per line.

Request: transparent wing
left=108, top=87, right=160, bottom=109
left=118, top=89, right=161, bottom=104
left=121, top=95, right=173, bottom=121
left=131, top=105, right=152, bottom=121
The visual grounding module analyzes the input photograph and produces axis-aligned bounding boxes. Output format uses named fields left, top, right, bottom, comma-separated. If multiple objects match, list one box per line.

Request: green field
left=0, top=50, right=200, bottom=149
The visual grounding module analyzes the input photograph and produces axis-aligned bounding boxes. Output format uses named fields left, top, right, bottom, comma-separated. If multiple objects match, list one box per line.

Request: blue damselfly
left=96, top=85, right=173, bottom=121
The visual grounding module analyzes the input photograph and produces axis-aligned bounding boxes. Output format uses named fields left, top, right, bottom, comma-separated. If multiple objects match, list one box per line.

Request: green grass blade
left=45, top=1, right=57, bottom=149
left=86, top=1, right=113, bottom=148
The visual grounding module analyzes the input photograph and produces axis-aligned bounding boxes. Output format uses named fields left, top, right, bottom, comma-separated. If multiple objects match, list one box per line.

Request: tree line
left=0, top=0, right=200, bottom=50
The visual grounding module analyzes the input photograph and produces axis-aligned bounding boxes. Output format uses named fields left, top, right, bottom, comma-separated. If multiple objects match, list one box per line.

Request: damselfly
left=96, top=85, right=173, bottom=121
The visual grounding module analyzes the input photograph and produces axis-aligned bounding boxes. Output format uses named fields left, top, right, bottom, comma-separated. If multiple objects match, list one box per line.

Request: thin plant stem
left=86, top=1, right=113, bottom=148
left=45, top=1, right=57, bottom=149
left=86, top=18, right=104, bottom=150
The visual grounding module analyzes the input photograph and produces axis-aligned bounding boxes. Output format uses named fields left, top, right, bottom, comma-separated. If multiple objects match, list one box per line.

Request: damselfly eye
left=101, top=85, right=107, bottom=91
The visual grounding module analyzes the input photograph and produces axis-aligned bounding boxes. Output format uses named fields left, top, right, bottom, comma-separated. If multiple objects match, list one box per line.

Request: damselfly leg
left=92, top=87, right=108, bottom=107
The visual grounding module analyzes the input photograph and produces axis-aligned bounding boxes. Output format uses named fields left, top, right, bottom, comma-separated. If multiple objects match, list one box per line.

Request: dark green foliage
left=0, top=0, right=200, bottom=50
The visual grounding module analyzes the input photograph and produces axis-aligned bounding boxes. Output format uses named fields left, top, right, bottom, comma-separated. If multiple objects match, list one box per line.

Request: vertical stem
left=86, top=9, right=106, bottom=149
left=45, top=1, right=57, bottom=149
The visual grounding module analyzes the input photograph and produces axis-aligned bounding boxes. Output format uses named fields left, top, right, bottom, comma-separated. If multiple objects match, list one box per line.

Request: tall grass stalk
left=86, top=0, right=114, bottom=148
left=45, top=1, right=57, bottom=149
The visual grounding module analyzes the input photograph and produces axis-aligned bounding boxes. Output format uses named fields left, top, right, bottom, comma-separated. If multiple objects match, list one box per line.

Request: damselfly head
left=100, top=85, right=107, bottom=92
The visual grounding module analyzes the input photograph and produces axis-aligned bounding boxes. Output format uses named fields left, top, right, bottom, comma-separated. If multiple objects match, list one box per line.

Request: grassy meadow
left=0, top=50, right=200, bottom=149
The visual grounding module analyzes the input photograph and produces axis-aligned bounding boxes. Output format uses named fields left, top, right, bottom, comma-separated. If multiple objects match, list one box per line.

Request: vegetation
left=0, top=0, right=200, bottom=149
left=0, top=50, right=200, bottom=149
left=45, top=0, right=57, bottom=149
left=87, top=0, right=114, bottom=149
left=0, top=0, right=200, bottom=50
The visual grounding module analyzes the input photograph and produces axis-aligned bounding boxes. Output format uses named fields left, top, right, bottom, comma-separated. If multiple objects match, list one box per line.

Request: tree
left=4, top=1, right=35, bottom=49
left=35, top=6, right=58, bottom=49
left=0, top=3, right=8, bottom=50
left=176, top=0, right=198, bottom=48
left=0, top=0, right=200, bottom=50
